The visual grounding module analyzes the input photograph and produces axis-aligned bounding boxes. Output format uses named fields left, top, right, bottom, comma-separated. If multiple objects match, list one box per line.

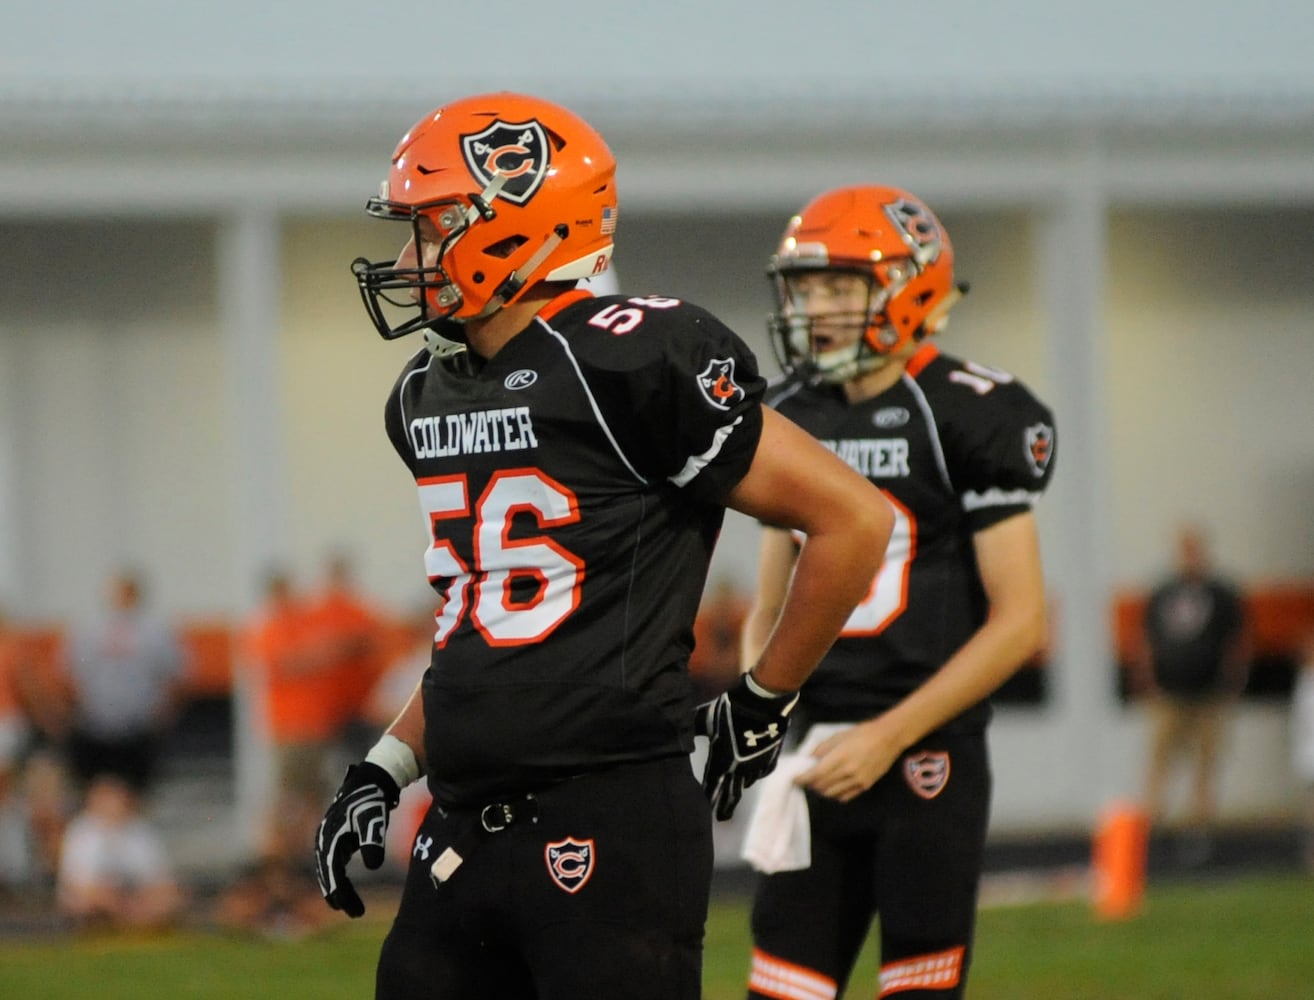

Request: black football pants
left=376, top=755, right=713, bottom=1000
left=748, top=729, right=991, bottom=999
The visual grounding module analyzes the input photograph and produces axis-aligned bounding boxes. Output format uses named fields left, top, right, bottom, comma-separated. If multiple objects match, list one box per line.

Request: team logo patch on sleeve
left=460, top=119, right=551, bottom=205
left=696, top=358, right=746, bottom=411
left=903, top=751, right=950, bottom=800
left=1024, top=422, right=1055, bottom=478
left=545, top=837, right=595, bottom=893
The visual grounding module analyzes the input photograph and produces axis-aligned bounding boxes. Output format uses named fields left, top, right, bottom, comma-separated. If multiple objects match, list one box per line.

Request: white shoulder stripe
left=901, top=371, right=954, bottom=493
left=397, top=349, right=435, bottom=435
left=962, top=487, right=1040, bottom=512
left=767, top=378, right=806, bottom=406
left=537, top=318, right=648, bottom=485
left=669, top=416, right=742, bottom=488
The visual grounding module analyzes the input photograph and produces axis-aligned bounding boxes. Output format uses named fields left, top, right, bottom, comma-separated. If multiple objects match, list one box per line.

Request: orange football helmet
left=767, top=185, right=964, bottom=382
left=353, top=92, right=618, bottom=343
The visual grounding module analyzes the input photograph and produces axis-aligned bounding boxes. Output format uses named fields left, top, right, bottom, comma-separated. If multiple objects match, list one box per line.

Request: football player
left=311, top=93, right=894, bottom=1000
left=738, top=186, right=1057, bottom=1000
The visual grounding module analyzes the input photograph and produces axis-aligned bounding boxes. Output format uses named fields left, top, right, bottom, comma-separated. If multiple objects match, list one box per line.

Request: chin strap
left=478, top=224, right=570, bottom=318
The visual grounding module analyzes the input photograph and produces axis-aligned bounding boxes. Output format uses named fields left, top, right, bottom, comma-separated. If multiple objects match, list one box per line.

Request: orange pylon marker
left=1091, top=801, right=1149, bottom=920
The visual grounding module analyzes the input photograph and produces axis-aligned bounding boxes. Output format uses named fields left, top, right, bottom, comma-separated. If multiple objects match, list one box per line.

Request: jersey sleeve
left=935, top=362, right=1057, bottom=532
left=567, top=296, right=766, bottom=504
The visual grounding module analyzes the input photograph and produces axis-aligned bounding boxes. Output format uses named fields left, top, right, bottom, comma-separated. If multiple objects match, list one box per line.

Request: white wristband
left=744, top=671, right=793, bottom=700
left=365, top=734, right=422, bottom=788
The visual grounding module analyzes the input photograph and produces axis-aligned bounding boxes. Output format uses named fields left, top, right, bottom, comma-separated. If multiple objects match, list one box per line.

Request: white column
left=1037, top=133, right=1123, bottom=814
left=217, top=208, right=288, bottom=856
left=0, top=330, right=19, bottom=608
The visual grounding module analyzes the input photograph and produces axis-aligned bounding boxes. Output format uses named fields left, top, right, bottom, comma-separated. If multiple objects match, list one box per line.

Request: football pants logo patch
left=1024, top=422, right=1054, bottom=478
left=903, top=751, right=950, bottom=800
left=545, top=837, right=595, bottom=894
left=460, top=119, right=551, bottom=205
left=696, top=358, right=745, bottom=411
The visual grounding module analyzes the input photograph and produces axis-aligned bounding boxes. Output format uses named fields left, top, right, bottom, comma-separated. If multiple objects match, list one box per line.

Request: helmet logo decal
left=460, top=119, right=551, bottom=205
left=696, top=358, right=746, bottom=411
left=903, top=750, right=950, bottom=800
left=884, top=198, right=943, bottom=267
left=1024, top=422, right=1055, bottom=477
left=545, top=837, right=595, bottom=893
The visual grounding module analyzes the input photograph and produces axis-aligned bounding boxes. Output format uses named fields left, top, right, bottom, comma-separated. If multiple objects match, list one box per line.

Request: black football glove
left=314, top=761, right=400, bottom=918
left=695, top=674, right=799, bottom=821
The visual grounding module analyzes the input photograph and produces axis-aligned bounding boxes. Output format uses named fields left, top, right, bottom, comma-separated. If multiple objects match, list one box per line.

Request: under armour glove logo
left=314, top=761, right=400, bottom=918
left=742, top=724, right=781, bottom=748
left=695, top=674, right=799, bottom=821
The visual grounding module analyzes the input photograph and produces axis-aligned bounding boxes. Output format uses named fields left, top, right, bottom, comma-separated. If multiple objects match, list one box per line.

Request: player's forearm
left=880, top=604, right=1046, bottom=749
left=739, top=601, right=778, bottom=677
left=749, top=519, right=889, bottom=693
left=375, top=678, right=428, bottom=779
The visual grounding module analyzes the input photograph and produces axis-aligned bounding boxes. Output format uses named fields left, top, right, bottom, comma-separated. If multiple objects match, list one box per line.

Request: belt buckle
left=479, top=794, right=539, bottom=833
left=480, top=802, right=513, bottom=833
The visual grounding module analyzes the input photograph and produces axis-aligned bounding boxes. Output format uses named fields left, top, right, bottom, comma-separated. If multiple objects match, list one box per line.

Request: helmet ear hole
left=484, top=235, right=528, bottom=259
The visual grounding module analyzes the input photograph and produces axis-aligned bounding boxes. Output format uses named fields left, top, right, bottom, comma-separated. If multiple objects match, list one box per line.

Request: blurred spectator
left=688, top=576, right=749, bottom=701
left=62, top=570, right=189, bottom=797
left=246, top=568, right=344, bottom=859
left=0, top=607, right=33, bottom=890
left=56, top=773, right=185, bottom=932
left=220, top=569, right=338, bottom=936
left=360, top=602, right=435, bottom=868
left=1132, top=524, right=1248, bottom=861
left=308, top=552, right=388, bottom=752
left=1290, top=628, right=1314, bottom=872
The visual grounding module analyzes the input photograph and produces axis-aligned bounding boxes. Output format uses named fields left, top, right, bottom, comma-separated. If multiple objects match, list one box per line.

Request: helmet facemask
left=352, top=172, right=517, bottom=348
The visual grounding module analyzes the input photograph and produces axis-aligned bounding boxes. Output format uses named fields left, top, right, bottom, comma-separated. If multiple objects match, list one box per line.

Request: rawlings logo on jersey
left=696, top=358, right=746, bottom=411
left=545, top=837, right=595, bottom=894
left=460, top=119, right=550, bottom=205
left=872, top=406, right=911, bottom=429
left=903, top=751, right=950, bottom=800
left=1024, top=422, right=1054, bottom=478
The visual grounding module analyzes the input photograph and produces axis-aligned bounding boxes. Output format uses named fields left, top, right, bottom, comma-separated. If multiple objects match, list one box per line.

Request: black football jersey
left=769, top=343, right=1057, bottom=733
left=383, top=290, right=765, bottom=806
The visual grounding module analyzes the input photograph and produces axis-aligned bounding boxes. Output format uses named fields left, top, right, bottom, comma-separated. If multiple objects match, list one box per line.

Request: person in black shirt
left=311, top=93, right=893, bottom=1000
left=1134, top=523, right=1247, bottom=859
left=737, top=186, right=1057, bottom=1000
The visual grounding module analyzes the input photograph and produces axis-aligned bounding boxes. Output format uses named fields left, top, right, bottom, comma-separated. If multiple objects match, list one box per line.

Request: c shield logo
left=884, top=197, right=944, bottom=266
left=460, top=119, right=551, bottom=205
left=696, top=358, right=745, bottom=411
left=903, top=751, right=950, bottom=800
left=1024, top=422, right=1054, bottom=478
left=545, top=837, right=595, bottom=894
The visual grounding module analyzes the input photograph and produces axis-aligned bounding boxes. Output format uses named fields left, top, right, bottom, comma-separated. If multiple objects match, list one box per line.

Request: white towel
left=739, top=723, right=852, bottom=874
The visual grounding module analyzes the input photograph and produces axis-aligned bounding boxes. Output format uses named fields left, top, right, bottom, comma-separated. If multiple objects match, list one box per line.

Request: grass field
left=3, top=872, right=1311, bottom=999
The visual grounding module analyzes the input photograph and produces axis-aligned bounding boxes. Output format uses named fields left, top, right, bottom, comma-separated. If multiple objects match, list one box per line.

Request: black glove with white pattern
left=314, top=761, right=401, bottom=917
left=695, top=673, right=800, bottom=822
